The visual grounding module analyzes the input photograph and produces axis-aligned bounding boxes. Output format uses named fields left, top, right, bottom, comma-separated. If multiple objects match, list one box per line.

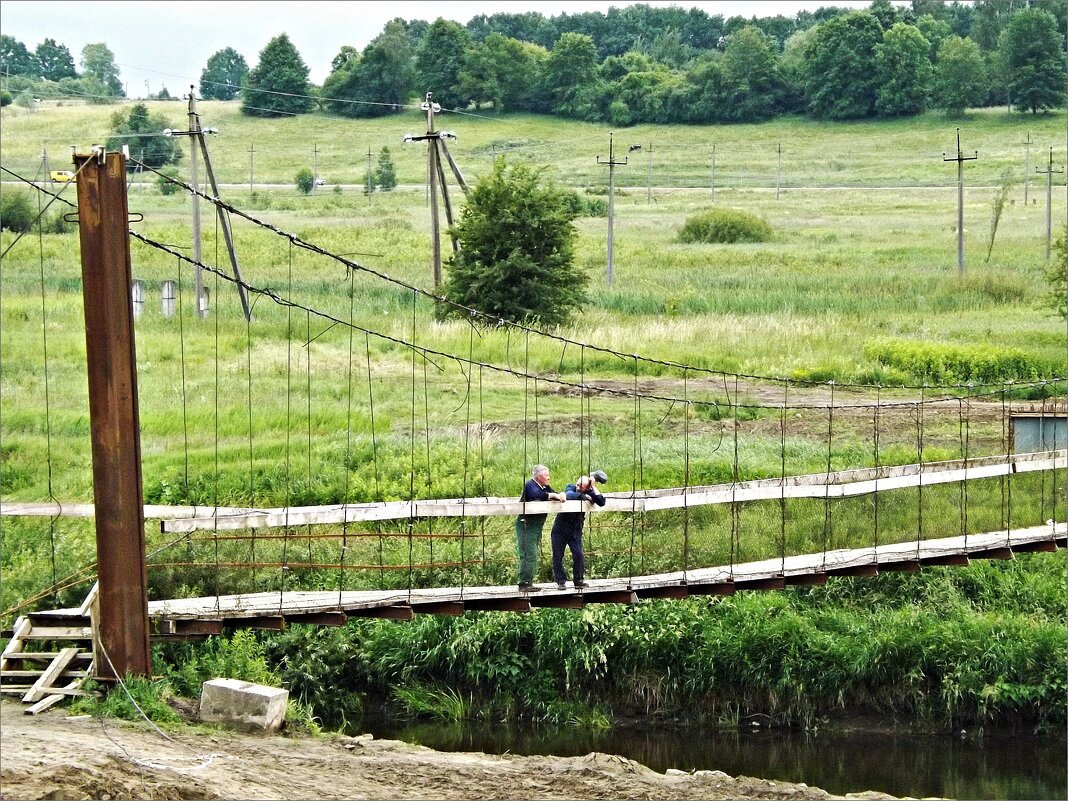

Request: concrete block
left=199, top=677, right=288, bottom=733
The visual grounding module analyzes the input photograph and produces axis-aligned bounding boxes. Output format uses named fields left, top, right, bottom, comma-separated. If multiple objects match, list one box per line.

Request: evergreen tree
left=105, top=103, right=182, bottom=169
left=874, top=22, right=932, bottom=116
left=200, top=48, right=249, bottom=100
left=374, top=147, right=397, bottom=191
left=242, top=34, right=314, bottom=117
left=440, top=159, right=585, bottom=327
left=34, top=38, right=76, bottom=81
left=998, top=8, right=1065, bottom=114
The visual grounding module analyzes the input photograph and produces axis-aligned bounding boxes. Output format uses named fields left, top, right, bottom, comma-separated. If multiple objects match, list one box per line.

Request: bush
left=295, top=167, right=314, bottom=195
left=156, top=168, right=181, bottom=196
left=0, top=192, right=36, bottom=232
left=562, top=190, right=608, bottom=218
left=863, top=339, right=1059, bottom=383
left=0, top=89, right=12, bottom=107
left=678, top=208, right=773, bottom=244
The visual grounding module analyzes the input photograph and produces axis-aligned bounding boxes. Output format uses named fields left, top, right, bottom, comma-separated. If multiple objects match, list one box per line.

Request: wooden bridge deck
left=32, top=522, right=1051, bottom=637
left=3, top=450, right=1062, bottom=536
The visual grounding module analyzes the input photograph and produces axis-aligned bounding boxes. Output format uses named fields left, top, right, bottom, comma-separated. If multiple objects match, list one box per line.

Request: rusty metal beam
left=785, top=572, right=827, bottom=586
left=636, top=585, right=689, bottom=600
left=348, top=605, right=414, bottom=621
left=828, top=565, right=879, bottom=578
left=412, top=601, right=464, bottom=616
left=584, top=590, right=638, bottom=605
left=879, top=560, right=921, bottom=573
left=531, top=595, right=584, bottom=609
left=1011, top=540, right=1058, bottom=554
left=222, top=616, right=285, bottom=631
left=970, top=547, right=1014, bottom=560
left=735, top=577, right=786, bottom=591
left=285, top=612, right=349, bottom=627
left=687, top=582, right=736, bottom=596
left=463, top=597, right=531, bottom=613
left=920, top=554, right=971, bottom=567
left=73, top=150, right=151, bottom=681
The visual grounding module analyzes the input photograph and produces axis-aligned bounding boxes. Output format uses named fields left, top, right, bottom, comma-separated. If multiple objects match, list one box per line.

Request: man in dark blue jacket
left=516, top=464, right=566, bottom=592
left=551, top=471, right=607, bottom=590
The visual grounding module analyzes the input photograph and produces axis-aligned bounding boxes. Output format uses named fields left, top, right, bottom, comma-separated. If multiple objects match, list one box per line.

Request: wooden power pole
left=944, top=128, right=977, bottom=277
left=73, top=149, right=151, bottom=681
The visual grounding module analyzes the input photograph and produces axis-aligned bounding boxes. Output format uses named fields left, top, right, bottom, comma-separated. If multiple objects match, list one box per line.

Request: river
left=357, top=716, right=1066, bottom=800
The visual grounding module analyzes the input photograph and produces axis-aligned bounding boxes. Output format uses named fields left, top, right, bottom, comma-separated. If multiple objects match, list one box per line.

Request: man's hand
left=551, top=492, right=567, bottom=501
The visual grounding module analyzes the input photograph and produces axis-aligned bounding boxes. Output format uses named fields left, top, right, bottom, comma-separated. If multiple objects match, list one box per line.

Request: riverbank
left=0, top=700, right=899, bottom=801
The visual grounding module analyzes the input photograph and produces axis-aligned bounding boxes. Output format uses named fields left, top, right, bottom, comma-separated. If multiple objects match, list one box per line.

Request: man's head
left=532, top=465, right=550, bottom=486
left=576, top=475, right=591, bottom=491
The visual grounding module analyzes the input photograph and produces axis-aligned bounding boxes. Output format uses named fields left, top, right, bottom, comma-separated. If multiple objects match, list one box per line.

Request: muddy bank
left=0, top=701, right=900, bottom=800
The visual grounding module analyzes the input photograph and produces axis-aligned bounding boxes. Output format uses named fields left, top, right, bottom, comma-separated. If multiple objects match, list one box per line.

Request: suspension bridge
left=0, top=149, right=1064, bottom=709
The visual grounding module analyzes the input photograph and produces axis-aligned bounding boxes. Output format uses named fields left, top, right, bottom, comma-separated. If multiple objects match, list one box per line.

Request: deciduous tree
left=805, top=12, right=882, bottom=119
left=80, top=42, right=123, bottom=97
left=200, top=48, right=248, bottom=100
left=105, top=103, right=181, bottom=169
left=415, top=19, right=471, bottom=109
left=0, top=35, right=36, bottom=76
left=874, top=22, right=932, bottom=116
left=932, top=35, right=987, bottom=115
left=998, top=8, right=1065, bottom=114
left=35, top=38, right=76, bottom=81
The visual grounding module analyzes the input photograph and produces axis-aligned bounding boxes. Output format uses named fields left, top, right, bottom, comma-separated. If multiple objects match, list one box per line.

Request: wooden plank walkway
left=3, top=451, right=1061, bottom=536
left=28, top=522, right=1039, bottom=634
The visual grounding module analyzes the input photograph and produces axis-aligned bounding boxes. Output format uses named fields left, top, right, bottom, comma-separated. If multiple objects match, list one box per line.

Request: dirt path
left=0, top=701, right=900, bottom=801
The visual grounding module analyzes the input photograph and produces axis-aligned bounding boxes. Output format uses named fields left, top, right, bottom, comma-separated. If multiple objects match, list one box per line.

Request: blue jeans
left=551, top=525, right=584, bottom=586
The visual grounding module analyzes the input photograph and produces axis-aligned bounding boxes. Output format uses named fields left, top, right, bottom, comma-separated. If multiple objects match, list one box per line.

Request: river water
left=357, top=716, right=1066, bottom=800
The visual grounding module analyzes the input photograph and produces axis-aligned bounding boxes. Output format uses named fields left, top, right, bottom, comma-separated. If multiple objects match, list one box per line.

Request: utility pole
left=367, top=145, right=373, bottom=197
left=187, top=89, right=203, bottom=315
left=425, top=96, right=441, bottom=286
left=776, top=142, right=782, bottom=200
left=165, top=88, right=252, bottom=319
left=248, top=142, right=255, bottom=195
left=1022, top=131, right=1032, bottom=206
left=943, top=127, right=977, bottom=277
left=711, top=144, right=716, bottom=203
left=72, top=148, right=152, bottom=682
left=646, top=142, right=653, bottom=203
left=41, top=146, right=50, bottom=181
left=598, top=132, right=629, bottom=286
left=1037, top=148, right=1063, bottom=261
left=312, top=142, right=319, bottom=192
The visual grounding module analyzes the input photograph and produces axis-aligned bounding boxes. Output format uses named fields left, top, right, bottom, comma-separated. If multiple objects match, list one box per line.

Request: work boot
left=574, top=581, right=589, bottom=589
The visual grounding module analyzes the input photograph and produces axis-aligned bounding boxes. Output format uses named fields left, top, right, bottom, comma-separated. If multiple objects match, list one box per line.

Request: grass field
left=1, top=101, right=1065, bottom=616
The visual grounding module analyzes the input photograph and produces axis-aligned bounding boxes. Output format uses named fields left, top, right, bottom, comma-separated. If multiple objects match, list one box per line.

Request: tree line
left=248, top=0, right=1065, bottom=123
left=3, top=1, right=1063, bottom=121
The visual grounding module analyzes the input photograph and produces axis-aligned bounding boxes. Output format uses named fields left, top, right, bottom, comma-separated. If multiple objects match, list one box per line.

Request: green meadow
left=1, top=101, right=1065, bottom=615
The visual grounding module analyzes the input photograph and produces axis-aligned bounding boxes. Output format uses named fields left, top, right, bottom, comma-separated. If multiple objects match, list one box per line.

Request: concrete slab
left=199, top=677, right=288, bottom=733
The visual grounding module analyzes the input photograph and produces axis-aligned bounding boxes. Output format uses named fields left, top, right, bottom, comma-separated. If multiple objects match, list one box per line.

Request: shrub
left=0, top=89, right=12, bottom=107
left=0, top=192, right=36, bottom=232
left=295, top=167, right=314, bottom=195
left=863, top=339, right=1058, bottom=383
left=1044, top=223, right=1067, bottom=318
left=156, top=167, right=181, bottom=196
left=677, top=208, right=773, bottom=244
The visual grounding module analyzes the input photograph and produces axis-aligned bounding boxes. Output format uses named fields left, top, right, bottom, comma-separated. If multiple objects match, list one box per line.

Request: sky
left=0, top=1, right=880, bottom=97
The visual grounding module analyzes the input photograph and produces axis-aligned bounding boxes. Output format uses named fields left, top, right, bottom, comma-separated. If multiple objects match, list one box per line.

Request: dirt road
left=0, top=701, right=902, bottom=801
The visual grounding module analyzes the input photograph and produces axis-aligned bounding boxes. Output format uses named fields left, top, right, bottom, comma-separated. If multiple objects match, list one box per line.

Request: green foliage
left=200, top=47, right=249, bottom=101
left=440, top=158, right=585, bottom=327
left=984, top=168, right=1015, bottom=262
left=70, top=675, right=183, bottom=726
left=323, top=21, right=413, bottom=118
left=416, top=19, right=471, bottom=110
left=35, top=38, right=77, bottom=81
left=874, top=22, right=933, bottom=117
left=295, top=167, right=314, bottom=195
left=863, top=338, right=1058, bottom=383
left=933, top=36, right=988, bottom=115
left=545, top=32, right=602, bottom=117
left=0, top=191, right=36, bottom=232
left=1044, top=224, right=1067, bottom=319
left=156, top=167, right=181, bottom=195
left=0, top=89, right=11, bottom=107
left=105, top=103, right=182, bottom=169
left=1, top=34, right=37, bottom=77
left=997, top=8, right=1066, bottom=115
left=677, top=208, right=773, bottom=244
left=80, top=43, right=123, bottom=98
left=242, top=34, right=314, bottom=118
left=392, top=684, right=470, bottom=720
left=806, top=12, right=883, bottom=119
left=156, top=629, right=280, bottom=698
left=374, top=147, right=397, bottom=191
left=720, top=26, right=784, bottom=123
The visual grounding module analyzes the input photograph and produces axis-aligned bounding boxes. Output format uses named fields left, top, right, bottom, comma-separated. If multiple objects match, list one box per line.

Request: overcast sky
left=1, top=1, right=881, bottom=97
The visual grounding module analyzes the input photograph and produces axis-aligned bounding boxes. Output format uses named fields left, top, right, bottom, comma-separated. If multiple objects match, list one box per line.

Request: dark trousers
left=551, top=525, right=584, bottom=585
